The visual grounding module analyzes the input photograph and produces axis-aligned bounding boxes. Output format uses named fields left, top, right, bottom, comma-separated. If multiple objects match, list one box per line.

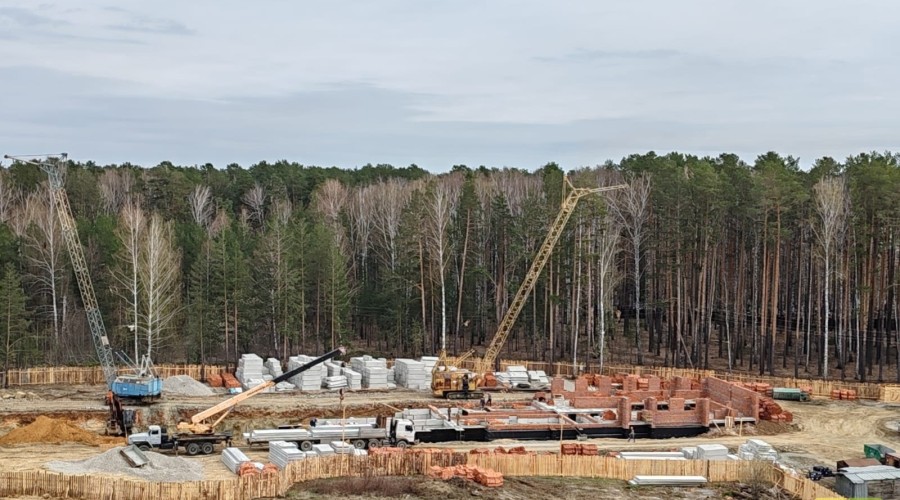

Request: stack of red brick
left=560, top=443, right=598, bottom=455
left=206, top=373, right=224, bottom=387
left=469, top=446, right=532, bottom=455
left=427, top=465, right=504, bottom=487
left=830, top=389, right=857, bottom=400
left=221, top=372, right=241, bottom=389
left=758, top=398, right=793, bottom=423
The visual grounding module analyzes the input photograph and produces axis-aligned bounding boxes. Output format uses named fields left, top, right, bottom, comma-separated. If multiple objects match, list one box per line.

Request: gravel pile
left=47, top=447, right=204, bottom=482
left=162, top=375, right=215, bottom=396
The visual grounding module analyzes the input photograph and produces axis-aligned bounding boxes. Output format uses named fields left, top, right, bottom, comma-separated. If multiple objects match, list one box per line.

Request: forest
left=0, top=151, right=898, bottom=383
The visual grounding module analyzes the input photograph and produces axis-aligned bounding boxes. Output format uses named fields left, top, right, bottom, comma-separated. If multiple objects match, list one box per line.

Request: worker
left=486, top=394, right=492, bottom=407
left=628, top=426, right=635, bottom=442
left=310, top=417, right=318, bottom=428
left=462, top=373, right=470, bottom=398
left=480, top=396, right=486, bottom=409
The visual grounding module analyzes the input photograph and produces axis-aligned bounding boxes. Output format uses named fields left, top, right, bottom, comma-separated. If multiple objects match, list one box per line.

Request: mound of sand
left=0, top=416, right=107, bottom=446
left=47, top=446, right=204, bottom=482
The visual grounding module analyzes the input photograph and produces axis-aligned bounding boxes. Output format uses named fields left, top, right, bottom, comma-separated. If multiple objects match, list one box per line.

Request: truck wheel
left=186, top=442, right=201, bottom=456
left=352, top=439, right=366, bottom=449
left=368, top=439, right=381, bottom=449
left=396, top=440, right=409, bottom=449
left=138, top=444, right=151, bottom=452
left=201, top=442, right=214, bottom=455
left=299, top=441, right=313, bottom=452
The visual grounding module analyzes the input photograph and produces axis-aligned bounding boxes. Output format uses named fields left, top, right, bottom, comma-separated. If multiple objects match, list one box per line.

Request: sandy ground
left=1, top=384, right=899, bottom=482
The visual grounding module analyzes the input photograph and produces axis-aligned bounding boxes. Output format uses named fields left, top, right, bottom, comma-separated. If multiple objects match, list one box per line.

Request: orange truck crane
left=432, top=177, right=625, bottom=398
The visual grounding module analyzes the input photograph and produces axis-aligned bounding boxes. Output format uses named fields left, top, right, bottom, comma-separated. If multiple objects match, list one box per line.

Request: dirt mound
left=162, top=375, right=215, bottom=396
left=47, top=446, right=203, bottom=482
left=0, top=416, right=106, bottom=446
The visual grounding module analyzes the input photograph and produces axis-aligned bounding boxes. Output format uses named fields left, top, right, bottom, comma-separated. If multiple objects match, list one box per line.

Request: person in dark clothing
left=486, top=394, right=492, bottom=407
left=480, top=396, right=486, bottom=408
left=310, top=417, right=318, bottom=428
left=462, top=373, right=470, bottom=398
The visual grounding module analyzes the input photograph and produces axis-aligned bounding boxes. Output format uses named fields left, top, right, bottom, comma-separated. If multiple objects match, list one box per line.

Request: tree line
left=0, top=152, right=898, bottom=383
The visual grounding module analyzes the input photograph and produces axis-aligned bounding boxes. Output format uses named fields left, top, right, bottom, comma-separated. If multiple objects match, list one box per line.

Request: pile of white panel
left=325, top=361, right=343, bottom=377
left=696, top=444, right=729, bottom=461
left=330, top=441, right=354, bottom=455
left=352, top=448, right=368, bottom=456
left=236, top=354, right=268, bottom=391
left=312, top=444, right=335, bottom=456
left=527, top=370, right=550, bottom=388
left=628, top=476, right=708, bottom=486
left=618, top=452, right=686, bottom=461
left=274, top=381, right=295, bottom=392
left=420, top=356, right=438, bottom=372
left=494, top=365, right=530, bottom=388
left=394, top=359, right=429, bottom=389
left=265, top=358, right=283, bottom=377
left=268, top=441, right=310, bottom=469
left=341, top=367, right=362, bottom=390
left=323, top=375, right=348, bottom=389
left=681, top=447, right=697, bottom=459
left=352, top=356, right=390, bottom=389
left=738, top=439, right=778, bottom=461
left=288, top=355, right=325, bottom=391
left=221, top=447, right=251, bottom=474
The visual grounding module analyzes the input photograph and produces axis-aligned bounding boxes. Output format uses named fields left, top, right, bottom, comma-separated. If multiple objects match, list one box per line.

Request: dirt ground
left=285, top=476, right=791, bottom=500
left=1, top=383, right=898, bottom=484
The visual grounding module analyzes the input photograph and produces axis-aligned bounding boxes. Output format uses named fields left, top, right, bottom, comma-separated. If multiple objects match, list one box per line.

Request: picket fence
left=0, top=453, right=840, bottom=500
left=2, top=364, right=228, bottom=386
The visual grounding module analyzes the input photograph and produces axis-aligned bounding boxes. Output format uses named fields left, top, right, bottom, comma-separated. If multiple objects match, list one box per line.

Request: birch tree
left=813, top=176, right=849, bottom=379
left=115, top=199, right=146, bottom=361
left=98, top=169, right=134, bottom=215
left=609, top=174, right=652, bottom=364
left=139, top=213, right=182, bottom=358
left=596, top=212, right=622, bottom=372
left=425, top=175, right=462, bottom=352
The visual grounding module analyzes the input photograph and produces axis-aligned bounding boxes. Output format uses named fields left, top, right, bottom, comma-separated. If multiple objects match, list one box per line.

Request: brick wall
left=702, top=377, right=759, bottom=421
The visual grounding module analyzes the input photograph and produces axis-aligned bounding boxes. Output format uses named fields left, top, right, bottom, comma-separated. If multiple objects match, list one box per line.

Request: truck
left=129, top=424, right=232, bottom=455
left=129, top=347, right=345, bottom=455
left=772, top=388, right=811, bottom=402
left=245, top=417, right=413, bottom=451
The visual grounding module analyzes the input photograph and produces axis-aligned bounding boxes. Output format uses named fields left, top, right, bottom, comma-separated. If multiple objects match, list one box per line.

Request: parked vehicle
left=772, top=388, right=811, bottom=402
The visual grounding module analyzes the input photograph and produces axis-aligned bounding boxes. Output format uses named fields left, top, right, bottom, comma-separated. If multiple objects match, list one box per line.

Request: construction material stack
left=221, top=447, right=250, bottom=474
left=288, top=355, right=325, bottom=391
left=527, top=370, right=551, bottom=389
left=696, top=444, right=729, bottom=461
left=738, top=439, right=779, bottom=461
left=236, top=354, right=267, bottom=391
left=394, top=359, right=428, bottom=389
left=495, top=366, right=530, bottom=388
left=352, top=356, right=389, bottom=389
left=268, top=441, right=309, bottom=469
left=341, top=366, right=362, bottom=390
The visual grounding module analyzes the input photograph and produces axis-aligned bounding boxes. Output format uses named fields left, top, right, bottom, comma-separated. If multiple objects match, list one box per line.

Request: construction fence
left=1, top=364, right=228, bottom=387
left=0, top=454, right=840, bottom=500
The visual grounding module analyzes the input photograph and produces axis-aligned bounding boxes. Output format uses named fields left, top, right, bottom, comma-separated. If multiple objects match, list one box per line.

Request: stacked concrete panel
left=323, top=375, right=348, bottom=389
left=287, top=355, right=325, bottom=391
left=221, top=447, right=251, bottom=474
left=341, top=367, right=362, bottom=390
left=738, top=439, right=778, bottom=461
left=394, top=359, right=428, bottom=389
left=696, top=444, right=729, bottom=460
left=268, top=441, right=309, bottom=469
left=236, top=354, right=267, bottom=391
left=351, top=356, right=389, bottom=389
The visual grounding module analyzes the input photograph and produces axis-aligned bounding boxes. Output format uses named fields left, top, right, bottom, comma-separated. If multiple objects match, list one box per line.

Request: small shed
left=835, top=465, right=900, bottom=499
left=836, top=458, right=882, bottom=469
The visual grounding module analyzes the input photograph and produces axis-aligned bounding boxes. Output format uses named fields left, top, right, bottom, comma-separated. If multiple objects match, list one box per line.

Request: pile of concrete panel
left=268, top=441, right=310, bottom=469
left=494, top=365, right=530, bottom=388
left=341, top=367, right=362, bottom=390
left=236, top=354, right=268, bottom=391
left=351, top=356, right=390, bottom=389
left=618, top=452, right=686, bottom=461
left=325, top=361, right=343, bottom=377
left=323, top=375, right=348, bottom=389
left=221, top=447, right=251, bottom=474
left=312, top=444, right=335, bottom=456
left=265, top=358, right=283, bottom=377
left=738, top=439, right=778, bottom=461
left=696, top=444, right=729, bottom=461
left=420, top=356, right=438, bottom=373
left=287, top=355, right=326, bottom=391
left=628, top=476, right=708, bottom=486
left=330, top=441, right=354, bottom=455
left=527, top=370, right=550, bottom=388
left=394, top=359, right=429, bottom=389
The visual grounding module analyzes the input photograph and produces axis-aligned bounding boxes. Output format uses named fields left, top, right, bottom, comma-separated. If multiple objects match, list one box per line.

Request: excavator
left=128, top=347, right=345, bottom=455
left=432, top=177, right=625, bottom=398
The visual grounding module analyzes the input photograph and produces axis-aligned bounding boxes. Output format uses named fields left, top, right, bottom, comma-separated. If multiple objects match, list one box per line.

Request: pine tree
left=1, top=263, right=31, bottom=387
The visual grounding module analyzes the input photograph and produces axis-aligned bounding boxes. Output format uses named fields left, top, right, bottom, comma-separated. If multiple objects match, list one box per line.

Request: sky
left=1, top=1, right=898, bottom=172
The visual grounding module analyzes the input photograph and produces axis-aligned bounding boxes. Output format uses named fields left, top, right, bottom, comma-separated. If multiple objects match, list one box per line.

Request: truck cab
left=390, top=418, right=417, bottom=447
left=128, top=424, right=174, bottom=450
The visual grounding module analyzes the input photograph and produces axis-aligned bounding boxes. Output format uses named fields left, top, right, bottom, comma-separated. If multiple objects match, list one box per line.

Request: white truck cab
left=128, top=424, right=164, bottom=448
left=391, top=418, right=416, bottom=446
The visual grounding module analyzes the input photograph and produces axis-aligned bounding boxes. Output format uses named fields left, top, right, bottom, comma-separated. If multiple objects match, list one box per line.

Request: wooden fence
left=2, top=364, right=228, bottom=386
left=0, top=453, right=841, bottom=500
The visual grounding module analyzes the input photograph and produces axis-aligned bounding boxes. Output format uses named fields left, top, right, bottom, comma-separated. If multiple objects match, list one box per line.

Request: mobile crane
left=432, top=177, right=625, bottom=398
left=128, top=347, right=345, bottom=455
left=4, top=154, right=161, bottom=407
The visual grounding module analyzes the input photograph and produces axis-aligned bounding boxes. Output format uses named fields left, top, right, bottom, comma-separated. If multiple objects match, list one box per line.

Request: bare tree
left=188, top=185, right=213, bottom=228
left=347, top=185, right=374, bottom=276
left=98, top=169, right=134, bottom=215
left=812, top=176, right=849, bottom=379
left=313, top=179, right=349, bottom=249
left=242, top=183, right=267, bottom=229
left=596, top=211, right=622, bottom=373
left=425, top=174, right=462, bottom=351
left=609, top=174, right=652, bottom=364
left=371, top=178, right=411, bottom=272
left=20, top=188, right=66, bottom=351
left=115, top=199, right=146, bottom=361
left=139, top=213, right=182, bottom=359
left=0, top=171, right=21, bottom=223
left=262, top=198, right=294, bottom=357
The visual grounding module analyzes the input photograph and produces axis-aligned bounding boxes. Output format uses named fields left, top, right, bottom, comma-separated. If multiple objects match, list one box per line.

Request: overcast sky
left=1, top=2, right=898, bottom=172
